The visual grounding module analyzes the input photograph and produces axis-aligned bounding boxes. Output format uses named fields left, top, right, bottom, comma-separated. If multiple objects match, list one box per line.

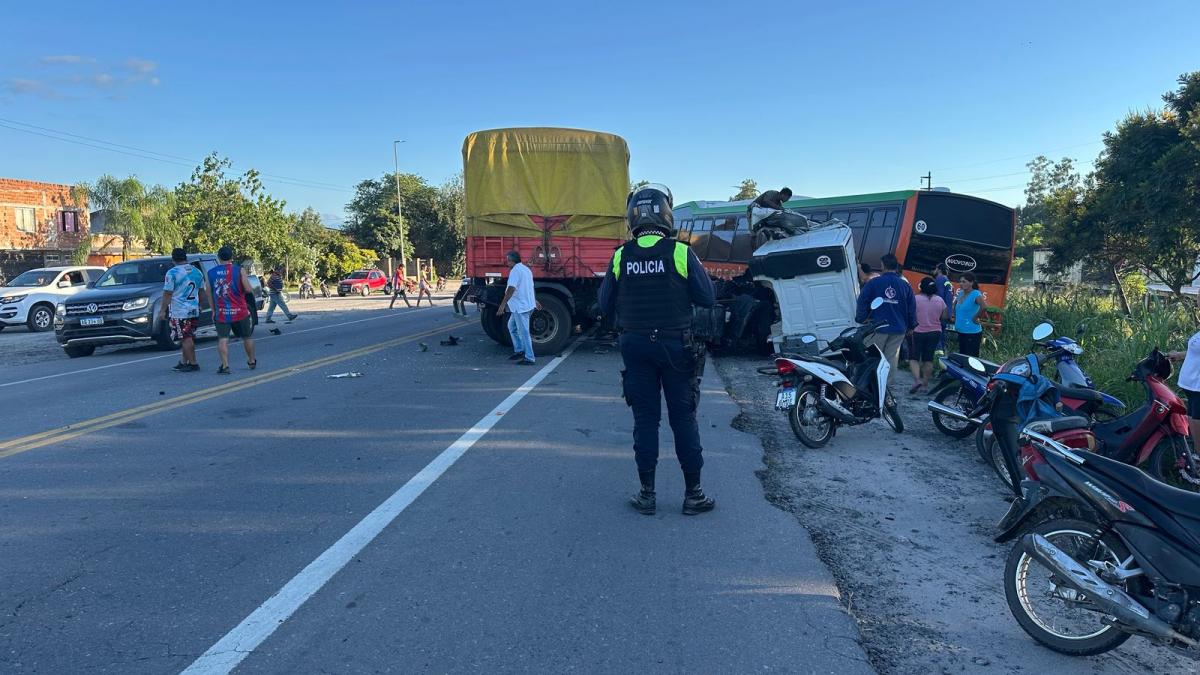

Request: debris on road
left=418, top=343, right=429, bottom=352
left=326, top=372, right=363, bottom=379
left=439, top=335, right=460, bottom=346
left=269, top=328, right=282, bottom=335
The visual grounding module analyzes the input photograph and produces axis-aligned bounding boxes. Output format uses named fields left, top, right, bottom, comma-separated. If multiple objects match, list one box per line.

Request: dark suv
left=54, top=253, right=266, bottom=358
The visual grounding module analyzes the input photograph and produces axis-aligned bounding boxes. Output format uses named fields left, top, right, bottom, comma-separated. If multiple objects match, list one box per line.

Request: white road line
left=0, top=306, right=447, bottom=389
left=181, top=337, right=582, bottom=675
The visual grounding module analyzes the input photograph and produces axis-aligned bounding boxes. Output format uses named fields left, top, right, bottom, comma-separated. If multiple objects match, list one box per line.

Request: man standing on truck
left=599, top=184, right=718, bottom=517
left=751, top=186, right=793, bottom=211
left=497, top=250, right=538, bottom=365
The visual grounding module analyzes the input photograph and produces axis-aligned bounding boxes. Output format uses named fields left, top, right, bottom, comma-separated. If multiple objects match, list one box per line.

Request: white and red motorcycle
left=764, top=297, right=904, bottom=448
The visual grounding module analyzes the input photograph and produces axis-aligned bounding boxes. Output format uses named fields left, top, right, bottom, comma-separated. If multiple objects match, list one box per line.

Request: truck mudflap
left=453, top=282, right=474, bottom=316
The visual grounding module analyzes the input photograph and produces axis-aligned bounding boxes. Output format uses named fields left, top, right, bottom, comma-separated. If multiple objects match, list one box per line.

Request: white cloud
left=5, top=56, right=163, bottom=98
left=40, top=55, right=86, bottom=64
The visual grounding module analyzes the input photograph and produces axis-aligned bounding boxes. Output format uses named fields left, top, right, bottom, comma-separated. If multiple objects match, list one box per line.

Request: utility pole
left=393, top=140, right=406, bottom=277
left=921, top=172, right=932, bottom=190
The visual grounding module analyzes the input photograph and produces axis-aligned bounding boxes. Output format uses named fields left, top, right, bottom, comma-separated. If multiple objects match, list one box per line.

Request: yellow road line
left=0, top=324, right=452, bottom=459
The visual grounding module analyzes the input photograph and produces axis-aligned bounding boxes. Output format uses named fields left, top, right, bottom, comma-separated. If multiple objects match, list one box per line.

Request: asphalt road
left=0, top=302, right=870, bottom=673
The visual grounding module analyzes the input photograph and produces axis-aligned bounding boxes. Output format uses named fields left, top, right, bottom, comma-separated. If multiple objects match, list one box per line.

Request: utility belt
left=620, top=327, right=707, bottom=381
left=620, top=327, right=691, bottom=342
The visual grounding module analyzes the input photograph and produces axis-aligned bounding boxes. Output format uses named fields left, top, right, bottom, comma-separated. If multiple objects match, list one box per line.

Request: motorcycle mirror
left=967, top=357, right=986, bottom=374
left=800, top=334, right=817, bottom=345
left=869, top=297, right=884, bottom=310
left=1031, top=322, right=1054, bottom=341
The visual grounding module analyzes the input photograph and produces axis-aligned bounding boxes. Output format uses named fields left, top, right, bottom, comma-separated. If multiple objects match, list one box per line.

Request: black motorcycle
left=994, top=425, right=1200, bottom=656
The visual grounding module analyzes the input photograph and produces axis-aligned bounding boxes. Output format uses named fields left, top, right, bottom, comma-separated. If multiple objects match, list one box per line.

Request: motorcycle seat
left=797, top=355, right=850, bottom=376
left=946, top=353, right=999, bottom=375
left=1084, top=452, right=1200, bottom=522
left=1026, top=416, right=1091, bottom=434
left=1057, top=385, right=1105, bottom=404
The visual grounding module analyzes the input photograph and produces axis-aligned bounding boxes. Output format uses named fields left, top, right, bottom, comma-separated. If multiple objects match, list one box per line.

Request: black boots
left=629, top=487, right=657, bottom=515
left=631, top=469, right=716, bottom=516
left=683, top=486, right=716, bottom=515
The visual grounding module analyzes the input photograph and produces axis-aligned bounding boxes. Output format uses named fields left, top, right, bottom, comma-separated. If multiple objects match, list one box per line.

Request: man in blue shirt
left=855, top=253, right=916, bottom=386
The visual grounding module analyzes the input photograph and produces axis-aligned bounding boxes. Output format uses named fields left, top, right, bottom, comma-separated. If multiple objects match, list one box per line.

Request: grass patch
left=980, top=288, right=1196, bottom=405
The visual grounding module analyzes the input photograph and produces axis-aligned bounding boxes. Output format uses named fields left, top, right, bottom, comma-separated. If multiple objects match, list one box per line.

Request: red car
left=337, top=269, right=390, bottom=296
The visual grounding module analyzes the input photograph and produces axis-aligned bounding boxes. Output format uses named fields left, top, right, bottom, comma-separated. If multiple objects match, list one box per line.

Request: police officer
left=599, top=184, right=718, bottom=516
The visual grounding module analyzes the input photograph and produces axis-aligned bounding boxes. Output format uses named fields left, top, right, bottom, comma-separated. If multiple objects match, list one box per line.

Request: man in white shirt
left=497, top=250, right=540, bottom=365
left=1169, top=330, right=1200, bottom=467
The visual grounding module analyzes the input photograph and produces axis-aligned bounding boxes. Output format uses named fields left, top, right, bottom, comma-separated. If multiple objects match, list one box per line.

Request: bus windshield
left=904, top=193, right=1014, bottom=285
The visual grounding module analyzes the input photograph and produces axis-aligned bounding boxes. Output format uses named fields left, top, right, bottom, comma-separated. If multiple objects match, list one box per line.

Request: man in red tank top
left=206, top=246, right=258, bottom=374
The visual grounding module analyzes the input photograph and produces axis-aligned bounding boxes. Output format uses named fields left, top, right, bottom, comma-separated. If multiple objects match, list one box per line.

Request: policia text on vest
left=598, top=232, right=718, bottom=514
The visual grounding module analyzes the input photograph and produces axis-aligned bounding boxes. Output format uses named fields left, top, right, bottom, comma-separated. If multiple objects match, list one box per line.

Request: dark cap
left=217, top=245, right=234, bottom=261
left=171, top=248, right=187, bottom=262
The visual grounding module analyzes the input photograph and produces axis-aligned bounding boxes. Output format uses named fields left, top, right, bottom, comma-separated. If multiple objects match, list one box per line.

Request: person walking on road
left=264, top=268, right=297, bottom=323
left=498, top=251, right=538, bottom=365
left=207, top=246, right=258, bottom=374
left=390, top=267, right=410, bottom=309
left=855, top=253, right=916, bottom=386
left=161, top=248, right=209, bottom=372
left=908, top=277, right=948, bottom=393
left=415, top=267, right=434, bottom=307
left=952, top=272, right=987, bottom=357
left=599, top=184, right=718, bottom=516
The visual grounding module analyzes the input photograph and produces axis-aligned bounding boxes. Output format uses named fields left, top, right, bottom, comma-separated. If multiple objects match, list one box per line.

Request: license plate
left=776, top=388, right=797, bottom=410
left=80, top=317, right=104, bottom=326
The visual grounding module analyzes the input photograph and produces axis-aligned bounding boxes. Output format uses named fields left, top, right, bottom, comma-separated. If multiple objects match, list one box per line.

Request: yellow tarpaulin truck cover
left=462, top=128, right=631, bottom=238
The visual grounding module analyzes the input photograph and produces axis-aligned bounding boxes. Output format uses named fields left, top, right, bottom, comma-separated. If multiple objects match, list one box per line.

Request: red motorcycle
left=933, top=346, right=1199, bottom=493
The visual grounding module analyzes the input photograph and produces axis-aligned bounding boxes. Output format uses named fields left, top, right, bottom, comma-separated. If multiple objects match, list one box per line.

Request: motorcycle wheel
left=975, top=423, right=994, bottom=466
left=882, top=391, right=903, bottom=433
left=931, top=386, right=977, bottom=438
left=990, top=435, right=1016, bottom=492
left=789, top=386, right=834, bottom=449
left=1146, top=436, right=1200, bottom=492
left=1004, top=518, right=1132, bottom=656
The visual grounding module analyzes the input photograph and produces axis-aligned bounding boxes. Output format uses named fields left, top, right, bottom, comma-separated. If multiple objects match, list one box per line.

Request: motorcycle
left=931, top=327, right=1200, bottom=494
left=319, top=280, right=330, bottom=298
left=994, top=426, right=1200, bottom=656
left=766, top=297, right=903, bottom=448
left=929, top=325, right=1124, bottom=439
left=298, top=280, right=315, bottom=299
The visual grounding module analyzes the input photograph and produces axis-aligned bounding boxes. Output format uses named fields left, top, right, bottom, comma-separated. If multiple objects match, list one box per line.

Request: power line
left=931, top=140, right=1104, bottom=173
left=0, top=117, right=355, bottom=193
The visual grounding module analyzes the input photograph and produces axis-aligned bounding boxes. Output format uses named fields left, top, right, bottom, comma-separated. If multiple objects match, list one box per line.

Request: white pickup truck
left=0, top=265, right=107, bottom=332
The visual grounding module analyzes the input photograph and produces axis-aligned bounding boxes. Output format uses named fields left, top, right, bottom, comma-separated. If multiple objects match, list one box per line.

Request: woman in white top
left=1168, top=329, right=1200, bottom=457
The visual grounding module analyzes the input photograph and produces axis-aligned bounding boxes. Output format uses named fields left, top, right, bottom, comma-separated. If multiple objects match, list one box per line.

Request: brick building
left=0, top=177, right=90, bottom=279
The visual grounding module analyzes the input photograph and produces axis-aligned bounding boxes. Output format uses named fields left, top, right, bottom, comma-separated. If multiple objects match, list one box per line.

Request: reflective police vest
left=613, top=234, right=692, bottom=330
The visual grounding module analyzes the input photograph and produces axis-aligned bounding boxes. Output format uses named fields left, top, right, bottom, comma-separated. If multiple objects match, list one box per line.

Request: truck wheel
left=27, top=303, right=55, bottom=332
left=530, top=293, right=571, bottom=356
left=64, top=344, right=96, bottom=358
left=480, top=305, right=513, bottom=347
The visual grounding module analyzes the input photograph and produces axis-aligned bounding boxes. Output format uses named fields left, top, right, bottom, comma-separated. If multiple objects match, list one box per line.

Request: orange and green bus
left=673, top=189, right=1017, bottom=310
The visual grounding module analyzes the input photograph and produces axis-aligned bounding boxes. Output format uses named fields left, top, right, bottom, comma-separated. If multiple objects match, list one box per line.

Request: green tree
left=345, top=172, right=468, bottom=274
left=630, top=179, right=650, bottom=192
left=1039, top=72, right=1200, bottom=312
left=730, top=179, right=758, bottom=201
left=74, top=175, right=174, bottom=260
left=1016, top=156, right=1079, bottom=272
left=316, top=236, right=378, bottom=282
left=175, top=154, right=296, bottom=275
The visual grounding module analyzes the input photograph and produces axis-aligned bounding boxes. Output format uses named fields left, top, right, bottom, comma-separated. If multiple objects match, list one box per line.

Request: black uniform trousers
left=619, top=331, right=704, bottom=475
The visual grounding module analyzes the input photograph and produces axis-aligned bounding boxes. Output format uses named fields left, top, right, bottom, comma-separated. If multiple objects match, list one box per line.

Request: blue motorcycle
left=928, top=328, right=1124, bottom=439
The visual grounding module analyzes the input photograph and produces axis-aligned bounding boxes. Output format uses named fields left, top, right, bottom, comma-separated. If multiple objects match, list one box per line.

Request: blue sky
left=1, top=1, right=1197, bottom=226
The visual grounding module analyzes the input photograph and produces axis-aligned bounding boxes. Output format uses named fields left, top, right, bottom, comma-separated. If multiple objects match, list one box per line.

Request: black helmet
left=626, top=183, right=674, bottom=237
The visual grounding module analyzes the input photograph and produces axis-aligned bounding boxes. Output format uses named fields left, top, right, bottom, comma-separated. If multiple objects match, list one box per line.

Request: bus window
left=803, top=211, right=828, bottom=223
left=691, top=218, right=713, bottom=258
left=731, top=216, right=754, bottom=261
left=708, top=217, right=735, bottom=262
left=830, top=210, right=850, bottom=224
left=860, top=207, right=900, bottom=269
left=676, top=219, right=693, bottom=243
left=844, top=209, right=869, bottom=259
